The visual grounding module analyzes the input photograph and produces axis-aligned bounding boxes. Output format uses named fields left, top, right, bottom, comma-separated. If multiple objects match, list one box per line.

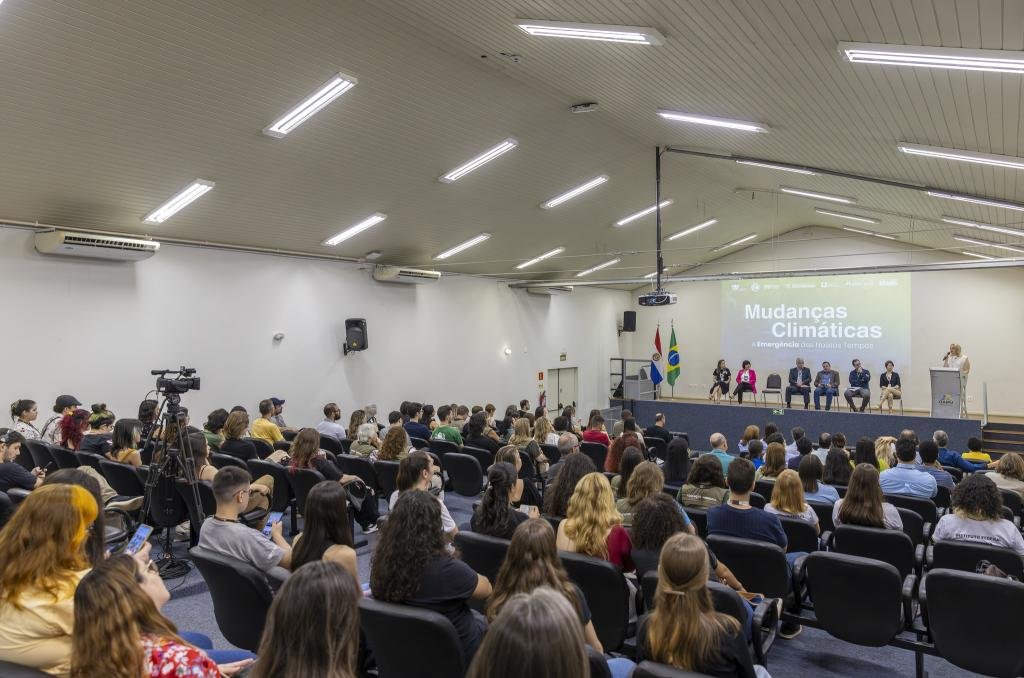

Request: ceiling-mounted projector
left=638, top=291, right=677, bottom=307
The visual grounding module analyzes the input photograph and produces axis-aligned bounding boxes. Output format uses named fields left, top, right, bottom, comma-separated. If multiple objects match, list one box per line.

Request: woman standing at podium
left=708, top=360, right=731, bottom=403
left=943, top=344, right=971, bottom=418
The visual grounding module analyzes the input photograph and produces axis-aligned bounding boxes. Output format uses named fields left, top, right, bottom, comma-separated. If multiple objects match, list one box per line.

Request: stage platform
left=612, top=398, right=982, bottom=452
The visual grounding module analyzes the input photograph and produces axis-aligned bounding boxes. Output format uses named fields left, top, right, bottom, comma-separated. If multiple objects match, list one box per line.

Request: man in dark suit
left=785, top=357, right=813, bottom=409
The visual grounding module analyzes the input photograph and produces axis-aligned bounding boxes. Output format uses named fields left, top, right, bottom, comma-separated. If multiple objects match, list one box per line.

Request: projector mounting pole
left=655, top=146, right=664, bottom=292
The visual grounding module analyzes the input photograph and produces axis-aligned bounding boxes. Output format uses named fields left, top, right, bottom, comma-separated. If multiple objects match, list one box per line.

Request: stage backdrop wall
left=628, top=226, right=1024, bottom=417
left=0, top=228, right=629, bottom=426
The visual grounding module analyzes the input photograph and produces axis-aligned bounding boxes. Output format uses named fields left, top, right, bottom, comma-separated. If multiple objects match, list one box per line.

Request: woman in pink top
left=556, top=472, right=635, bottom=572
left=733, top=360, right=757, bottom=404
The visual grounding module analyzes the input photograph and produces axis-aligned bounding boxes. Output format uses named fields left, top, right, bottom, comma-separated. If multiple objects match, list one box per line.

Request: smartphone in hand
left=261, top=511, right=284, bottom=538
left=123, top=524, right=154, bottom=555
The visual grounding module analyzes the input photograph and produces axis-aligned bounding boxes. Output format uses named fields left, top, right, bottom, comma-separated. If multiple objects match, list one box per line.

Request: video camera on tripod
left=152, top=366, right=201, bottom=396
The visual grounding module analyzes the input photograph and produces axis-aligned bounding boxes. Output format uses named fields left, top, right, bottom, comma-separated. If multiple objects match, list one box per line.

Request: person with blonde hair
left=555, top=473, right=634, bottom=572
left=377, top=425, right=412, bottom=462
left=639, top=533, right=760, bottom=677
left=219, top=410, right=258, bottom=461
left=755, top=442, right=787, bottom=482
left=766, top=470, right=819, bottom=533
left=0, top=484, right=100, bottom=675
left=874, top=436, right=897, bottom=470
left=615, top=461, right=680, bottom=529
left=533, top=416, right=558, bottom=446
left=943, top=343, right=971, bottom=418
left=346, top=410, right=365, bottom=441
left=508, top=417, right=547, bottom=477
left=989, top=452, right=1024, bottom=499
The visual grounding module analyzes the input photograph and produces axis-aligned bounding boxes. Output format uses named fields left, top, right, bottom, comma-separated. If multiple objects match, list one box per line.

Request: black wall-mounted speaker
left=622, top=311, right=637, bottom=332
left=344, top=318, right=368, bottom=354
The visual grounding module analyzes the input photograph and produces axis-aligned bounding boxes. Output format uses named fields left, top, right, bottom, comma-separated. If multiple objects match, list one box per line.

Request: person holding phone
left=0, top=429, right=45, bottom=492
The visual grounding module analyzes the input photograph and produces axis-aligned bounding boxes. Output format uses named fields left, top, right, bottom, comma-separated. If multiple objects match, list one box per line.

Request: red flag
left=654, top=327, right=663, bottom=357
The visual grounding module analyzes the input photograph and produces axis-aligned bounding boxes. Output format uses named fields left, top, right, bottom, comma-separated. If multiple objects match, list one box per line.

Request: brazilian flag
left=666, top=326, right=680, bottom=387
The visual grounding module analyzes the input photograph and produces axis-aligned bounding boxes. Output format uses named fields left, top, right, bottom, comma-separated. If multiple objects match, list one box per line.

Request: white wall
left=627, top=226, right=1024, bottom=416
left=0, top=228, right=630, bottom=426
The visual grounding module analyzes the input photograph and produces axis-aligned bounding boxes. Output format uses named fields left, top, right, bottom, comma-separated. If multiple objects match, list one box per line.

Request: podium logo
left=938, top=394, right=954, bottom=405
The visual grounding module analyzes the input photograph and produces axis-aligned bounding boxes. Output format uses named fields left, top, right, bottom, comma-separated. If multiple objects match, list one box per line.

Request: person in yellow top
left=250, top=399, right=285, bottom=446
left=961, top=436, right=992, bottom=464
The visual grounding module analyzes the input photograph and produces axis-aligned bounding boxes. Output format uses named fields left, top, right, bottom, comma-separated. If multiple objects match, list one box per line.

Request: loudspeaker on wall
left=622, top=311, right=636, bottom=332
left=344, top=318, right=368, bottom=355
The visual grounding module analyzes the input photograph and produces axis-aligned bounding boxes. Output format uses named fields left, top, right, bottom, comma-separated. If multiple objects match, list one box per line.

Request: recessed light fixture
left=142, top=179, right=215, bottom=224
left=323, top=213, right=387, bottom=246
left=940, top=216, right=1024, bottom=238
left=439, top=138, right=518, bottom=183
left=712, top=234, right=757, bottom=252
left=952, top=235, right=1024, bottom=254
left=263, top=72, right=357, bottom=138
left=657, top=110, right=768, bottom=133
left=541, top=175, right=608, bottom=209
left=780, top=187, right=856, bottom=204
left=927, top=190, right=1024, bottom=212
left=435, top=233, right=491, bottom=260
left=615, top=200, right=673, bottom=227
left=840, top=42, right=1024, bottom=74
left=364, top=250, right=382, bottom=261
left=842, top=226, right=896, bottom=241
left=814, top=208, right=879, bottom=224
left=515, top=20, right=664, bottom=46
left=516, top=247, right=565, bottom=270
left=736, top=160, right=816, bottom=175
left=576, top=257, right=620, bottom=277
left=666, top=218, right=717, bottom=241
left=960, top=251, right=996, bottom=260
left=898, top=142, right=1024, bottom=170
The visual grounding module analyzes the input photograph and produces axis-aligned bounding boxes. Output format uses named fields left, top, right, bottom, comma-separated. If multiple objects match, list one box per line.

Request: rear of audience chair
left=633, top=661, right=715, bottom=678
left=0, top=660, right=56, bottom=677
left=374, top=460, right=400, bottom=502
left=586, top=645, right=613, bottom=678
left=753, top=480, right=775, bottom=501
left=580, top=441, right=608, bottom=470
left=539, top=443, right=560, bottom=465
left=336, top=454, right=381, bottom=496
left=560, top=550, right=631, bottom=653
left=49, top=445, right=80, bottom=469
left=282, top=429, right=298, bottom=441
left=444, top=452, right=485, bottom=497
left=778, top=516, right=821, bottom=553
left=748, top=492, right=766, bottom=509
left=454, top=531, right=510, bottom=583
left=894, top=507, right=928, bottom=547
left=23, top=440, right=55, bottom=471
left=685, top=506, right=708, bottom=539
left=645, top=437, right=667, bottom=461
left=246, top=458, right=298, bottom=534
left=359, top=597, right=466, bottom=678
left=100, top=459, right=147, bottom=497
left=706, top=535, right=796, bottom=607
left=189, top=546, right=275, bottom=653
left=75, top=451, right=106, bottom=474
left=830, top=525, right=921, bottom=580
left=318, top=434, right=344, bottom=456
left=928, top=540, right=1024, bottom=580
left=884, top=494, right=937, bottom=532
left=210, top=453, right=247, bottom=471
left=808, top=501, right=835, bottom=532
left=428, top=437, right=460, bottom=458
left=244, top=437, right=274, bottom=459
left=999, top=489, right=1023, bottom=520
left=286, top=467, right=326, bottom=521
left=409, top=436, right=430, bottom=450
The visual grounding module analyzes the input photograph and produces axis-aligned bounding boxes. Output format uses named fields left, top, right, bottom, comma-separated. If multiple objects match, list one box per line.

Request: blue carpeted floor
left=160, top=493, right=985, bottom=677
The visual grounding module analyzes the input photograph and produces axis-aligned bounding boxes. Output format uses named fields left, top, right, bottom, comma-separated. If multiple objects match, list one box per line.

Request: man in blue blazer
left=785, top=357, right=813, bottom=409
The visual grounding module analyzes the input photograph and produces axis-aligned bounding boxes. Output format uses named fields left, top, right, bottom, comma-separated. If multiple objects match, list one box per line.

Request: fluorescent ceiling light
left=657, top=110, right=768, bottom=133
left=615, top=200, right=673, bottom=227
left=712, top=234, right=757, bottom=252
left=515, top=20, right=664, bottom=46
left=840, top=42, right=1024, bottom=74
left=516, top=247, right=565, bottom=270
left=263, top=72, right=357, bottom=138
left=541, top=175, right=608, bottom=209
left=667, top=218, right=717, bottom=241
left=142, top=179, right=214, bottom=224
left=960, top=251, right=995, bottom=260
left=842, top=226, right=896, bottom=241
left=814, top=208, right=879, bottom=224
left=576, top=258, right=621, bottom=277
left=927, top=190, right=1024, bottom=212
left=736, top=160, right=816, bottom=175
left=780, top=187, right=856, bottom=204
left=940, top=216, right=1024, bottom=238
left=952, top=235, right=1024, bottom=254
left=435, top=233, right=491, bottom=260
left=439, top=138, right=518, bottom=183
left=898, top=142, right=1024, bottom=170
left=323, top=213, right=387, bottom=246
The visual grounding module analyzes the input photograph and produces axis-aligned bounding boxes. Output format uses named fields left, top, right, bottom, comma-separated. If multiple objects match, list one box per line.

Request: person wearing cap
left=39, top=395, right=81, bottom=444
left=269, top=397, right=288, bottom=429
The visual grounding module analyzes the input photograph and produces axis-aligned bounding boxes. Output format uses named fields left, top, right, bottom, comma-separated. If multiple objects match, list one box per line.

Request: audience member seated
left=532, top=416, right=558, bottom=447
left=611, top=447, right=644, bottom=498
left=11, top=399, right=41, bottom=440
left=932, top=474, right=1024, bottom=555
left=747, top=440, right=765, bottom=470
left=581, top=413, right=611, bottom=447
left=74, top=405, right=113, bottom=456
left=38, top=396, right=79, bottom=444
left=464, top=412, right=502, bottom=455
left=630, top=494, right=699, bottom=577
left=390, top=451, right=456, bottom=536
left=104, top=418, right=143, bottom=467
left=250, top=399, right=284, bottom=446
left=268, top=398, right=289, bottom=431
left=0, top=484, right=99, bottom=675
left=644, top=413, right=672, bottom=445
left=621, top=417, right=645, bottom=446
left=754, top=442, right=786, bottom=482
left=823, top=447, right=852, bottom=487
left=431, top=405, right=464, bottom=445
left=219, top=411, right=258, bottom=461
left=638, top=533, right=760, bottom=677
left=556, top=472, right=635, bottom=573
left=494, top=446, right=542, bottom=509
left=663, top=437, right=691, bottom=485
left=289, top=428, right=379, bottom=533
left=812, top=432, right=831, bottom=464
left=59, top=408, right=90, bottom=450
left=346, top=422, right=378, bottom=458
left=962, top=436, right=993, bottom=464
left=289, top=481, right=359, bottom=579
left=738, top=425, right=760, bottom=457
left=852, top=437, right=881, bottom=470
left=472, top=462, right=537, bottom=538
left=137, top=399, right=161, bottom=442
left=402, top=402, right=432, bottom=441
left=616, top=462, right=677, bottom=530
left=935, top=430, right=987, bottom=472
left=487, top=519, right=612, bottom=660
left=989, top=452, right=1024, bottom=499
left=784, top=427, right=803, bottom=460
left=879, top=437, right=938, bottom=498
left=194, top=434, right=272, bottom=516
left=874, top=436, right=897, bottom=470
left=707, top=458, right=787, bottom=552
left=371, top=490, right=491, bottom=663
left=833, top=464, right=903, bottom=531
left=799, top=455, right=839, bottom=504
left=509, top=418, right=547, bottom=477
left=545, top=433, right=580, bottom=485
left=377, top=425, right=412, bottom=461
left=71, top=554, right=253, bottom=677
left=41, top=469, right=120, bottom=560
left=705, top=432, right=735, bottom=472
left=552, top=415, right=580, bottom=443
left=201, top=408, right=228, bottom=452
left=0, top=430, right=45, bottom=492
left=786, top=437, right=813, bottom=471
left=766, top=470, right=819, bottom=533
left=678, top=455, right=730, bottom=509
left=543, top=453, right=596, bottom=518
left=196, top=466, right=293, bottom=573
left=610, top=409, right=631, bottom=439
left=605, top=432, right=640, bottom=474
left=314, top=402, right=347, bottom=441
left=913, top=440, right=955, bottom=490
left=249, top=560, right=359, bottom=678
left=346, top=409, right=367, bottom=440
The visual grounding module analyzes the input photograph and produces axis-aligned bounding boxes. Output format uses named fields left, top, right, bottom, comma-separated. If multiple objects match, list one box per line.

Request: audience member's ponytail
left=9, top=399, right=35, bottom=422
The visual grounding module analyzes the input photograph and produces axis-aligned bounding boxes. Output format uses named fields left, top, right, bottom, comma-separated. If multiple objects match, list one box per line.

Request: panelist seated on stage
left=844, top=359, right=871, bottom=412
left=878, top=361, right=902, bottom=413
left=785, top=358, right=812, bottom=409
left=813, top=362, right=841, bottom=411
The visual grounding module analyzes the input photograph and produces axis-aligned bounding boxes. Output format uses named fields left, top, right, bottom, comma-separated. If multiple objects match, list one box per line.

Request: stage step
left=982, top=422, right=1024, bottom=457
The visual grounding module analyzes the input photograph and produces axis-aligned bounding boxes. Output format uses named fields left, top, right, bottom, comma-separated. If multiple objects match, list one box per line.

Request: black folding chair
left=374, top=460, right=400, bottom=503
left=830, top=524, right=921, bottom=579
left=778, top=516, right=820, bottom=553
left=409, top=436, right=430, bottom=450
left=246, top=458, right=298, bottom=534
left=49, top=445, right=81, bottom=469
left=444, top=453, right=485, bottom=497
left=23, top=440, right=55, bottom=470
left=286, top=467, right=326, bottom=520
left=633, top=661, right=713, bottom=678
left=581, top=441, right=608, bottom=470
left=428, top=438, right=460, bottom=458
left=245, top=437, right=274, bottom=459
left=540, top=443, right=560, bottom=465
left=561, top=550, right=631, bottom=653
left=928, top=540, right=1024, bottom=579
left=754, top=480, right=776, bottom=501
left=359, top=598, right=466, bottom=678
left=190, top=545, right=275, bottom=652
left=646, top=437, right=667, bottom=461
left=210, top=453, right=248, bottom=470
left=454, top=530, right=510, bottom=583
left=99, top=459, right=146, bottom=497
left=319, top=434, right=344, bottom=456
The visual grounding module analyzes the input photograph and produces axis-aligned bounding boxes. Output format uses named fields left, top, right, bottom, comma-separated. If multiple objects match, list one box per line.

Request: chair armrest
left=917, top=572, right=930, bottom=633
left=914, top=544, right=925, bottom=576
left=922, top=521, right=933, bottom=543
left=789, top=554, right=809, bottom=611
left=819, top=531, right=831, bottom=549
left=265, top=567, right=290, bottom=592
left=751, top=598, right=779, bottom=666
left=924, top=545, right=933, bottom=568
left=901, top=573, right=918, bottom=627
left=6, top=488, right=31, bottom=503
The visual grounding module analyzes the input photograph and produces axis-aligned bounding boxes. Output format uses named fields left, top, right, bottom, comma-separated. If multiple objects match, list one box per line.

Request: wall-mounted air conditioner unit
left=371, top=265, right=441, bottom=285
left=525, top=286, right=573, bottom=296
left=35, top=231, right=159, bottom=261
